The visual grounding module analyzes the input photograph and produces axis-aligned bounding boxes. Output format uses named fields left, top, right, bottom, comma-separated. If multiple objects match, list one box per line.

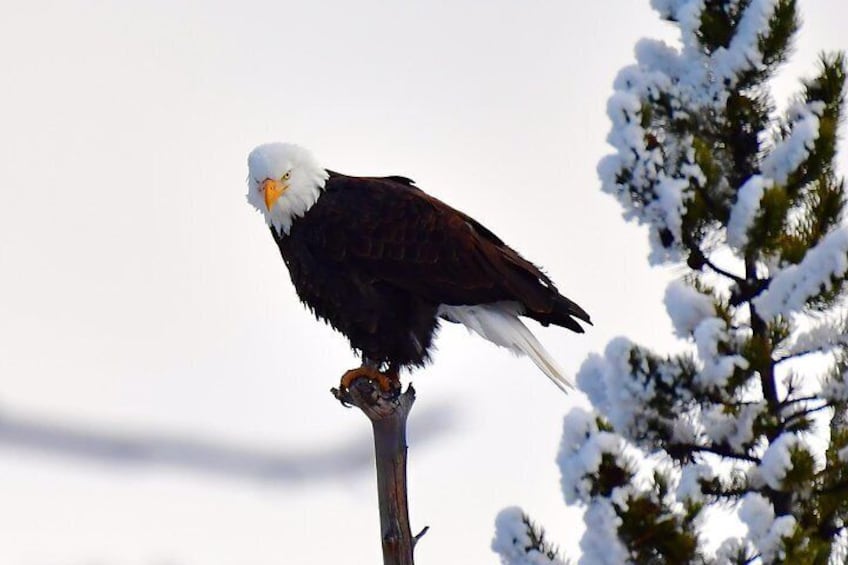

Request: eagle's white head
left=247, top=142, right=329, bottom=235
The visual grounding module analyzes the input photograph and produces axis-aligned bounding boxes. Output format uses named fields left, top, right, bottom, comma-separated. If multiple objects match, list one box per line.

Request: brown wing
left=299, top=173, right=590, bottom=331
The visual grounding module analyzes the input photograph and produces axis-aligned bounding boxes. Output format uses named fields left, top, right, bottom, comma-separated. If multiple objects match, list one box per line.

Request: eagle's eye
left=281, top=170, right=292, bottom=181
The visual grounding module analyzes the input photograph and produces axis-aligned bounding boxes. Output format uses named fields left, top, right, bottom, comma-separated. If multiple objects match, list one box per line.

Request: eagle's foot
left=340, top=366, right=400, bottom=394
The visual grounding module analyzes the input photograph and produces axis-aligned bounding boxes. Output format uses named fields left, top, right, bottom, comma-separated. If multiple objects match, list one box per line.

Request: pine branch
left=775, top=349, right=827, bottom=364
left=703, top=255, right=746, bottom=283
left=700, top=484, right=751, bottom=500
left=778, top=394, right=821, bottom=406
left=669, top=442, right=761, bottom=463
left=781, top=402, right=833, bottom=430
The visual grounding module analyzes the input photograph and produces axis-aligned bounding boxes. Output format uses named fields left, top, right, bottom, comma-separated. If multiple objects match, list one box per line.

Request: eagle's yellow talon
left=340, top=367, right=399, bottom=393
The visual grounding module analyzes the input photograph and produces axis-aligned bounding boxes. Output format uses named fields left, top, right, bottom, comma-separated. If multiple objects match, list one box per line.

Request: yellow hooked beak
left=262, top=178, right=287, bottom=211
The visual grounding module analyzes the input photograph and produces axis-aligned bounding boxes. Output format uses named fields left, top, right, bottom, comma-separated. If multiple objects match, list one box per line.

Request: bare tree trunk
left=332, top=380, right=426, bottom=565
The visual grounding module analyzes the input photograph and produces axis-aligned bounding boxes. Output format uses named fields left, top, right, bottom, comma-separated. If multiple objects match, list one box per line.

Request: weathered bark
left=332, top=379, right=426, bottom=565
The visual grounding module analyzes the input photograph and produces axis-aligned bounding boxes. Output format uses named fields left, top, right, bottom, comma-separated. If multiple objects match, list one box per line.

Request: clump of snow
left=787, top=317, right=848, bottom=356
left=576, top=339, right=644, bottom=432
left=693, top=318, right=749, bottom=389
left=727, top=176, right=772, bottom=250
left=665, top=280, right=716, bottom=338
left=714, top=537, right=751, bottom=564
left=838, top=445, right=848, bottom=463
left=558, top=408, right=628, bottom=505
left=608, top=486, right=632, bottom=512
left=579, top=500, right=629, bottom=565
left=710, top=0, right=779, bottom=93
left=753, top=227, right=848, bottom=320
left=761, top=101, right=825, bottom=185
left=758, top=433, right=802, bottom=490
left=492, top=507, right=566, bottom=565
left=822, top=370, right=848, bottom=403
left=739, top=493, right=796, bottom=562
left=576, top=337, right=706, bottom=447
left=671, top=413, right=699, bottom=444
left=703, top=402, right=764, bottom=453
left=655, top=176, right=691, bottom=248
left=575, top=338, right=665, bottom=442
left=576, top=353, right=612, bottom=413
left=677, top=463, right=714, bottom=504
left=650, top=0, right=707, bottom=56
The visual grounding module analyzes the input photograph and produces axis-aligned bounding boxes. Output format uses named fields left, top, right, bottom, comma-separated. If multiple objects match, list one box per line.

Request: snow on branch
left=651, top=0, right=781, bottom=91
left=649, top=0, right=704, bottom=53
left=784, top=316, right=848, bottom=358
left=710, top=0, right=779, bottom=89
left=761, top=101, right=826, bottom=186
left=727, top=175, right=772, bottom=251
left=722, top=99, right=825, bottom=259
left=575, top=339, right=695, bottom=447
left=664, top=280, right=716, bottom=338
left=753, top=226, right=848, bottom=320
left=577, top=327, right=751, bottom=448
left=738, top=493, right=797, bottom=562
left=575, top=340, right=662, bottom=441
left=754, top=432, right=815, bottom=491
left=822, top=370, right=848, bottom=404
left=693, top=317, right=749, bottom=389
left=702, top=401, right=765, bottom=454
left=579, top=501, right=629, bottom=565
left=557, top=408, right=632, bottom=505
left=492, top=507, right=567, bottom=565
left=676, top=462, right=715, bottom=505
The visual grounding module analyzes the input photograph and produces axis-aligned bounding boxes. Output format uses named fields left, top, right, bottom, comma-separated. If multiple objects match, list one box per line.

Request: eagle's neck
left=268, top=170, right=329, bottom=236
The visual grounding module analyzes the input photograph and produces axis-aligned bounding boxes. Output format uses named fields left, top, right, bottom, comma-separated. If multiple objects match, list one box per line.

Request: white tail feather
left=438, top=303, right=573, bottom=393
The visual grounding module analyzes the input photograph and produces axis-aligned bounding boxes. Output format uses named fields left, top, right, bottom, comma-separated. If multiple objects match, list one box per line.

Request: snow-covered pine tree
left=493, top=1, right=847, bottom=563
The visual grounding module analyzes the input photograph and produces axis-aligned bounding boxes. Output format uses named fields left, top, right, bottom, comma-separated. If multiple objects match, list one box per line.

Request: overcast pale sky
left=1, top=1, right=846, bottom=563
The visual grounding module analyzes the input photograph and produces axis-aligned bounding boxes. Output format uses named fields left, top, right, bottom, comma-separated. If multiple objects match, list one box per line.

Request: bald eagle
left=247, top=143, right=590, bottom=393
